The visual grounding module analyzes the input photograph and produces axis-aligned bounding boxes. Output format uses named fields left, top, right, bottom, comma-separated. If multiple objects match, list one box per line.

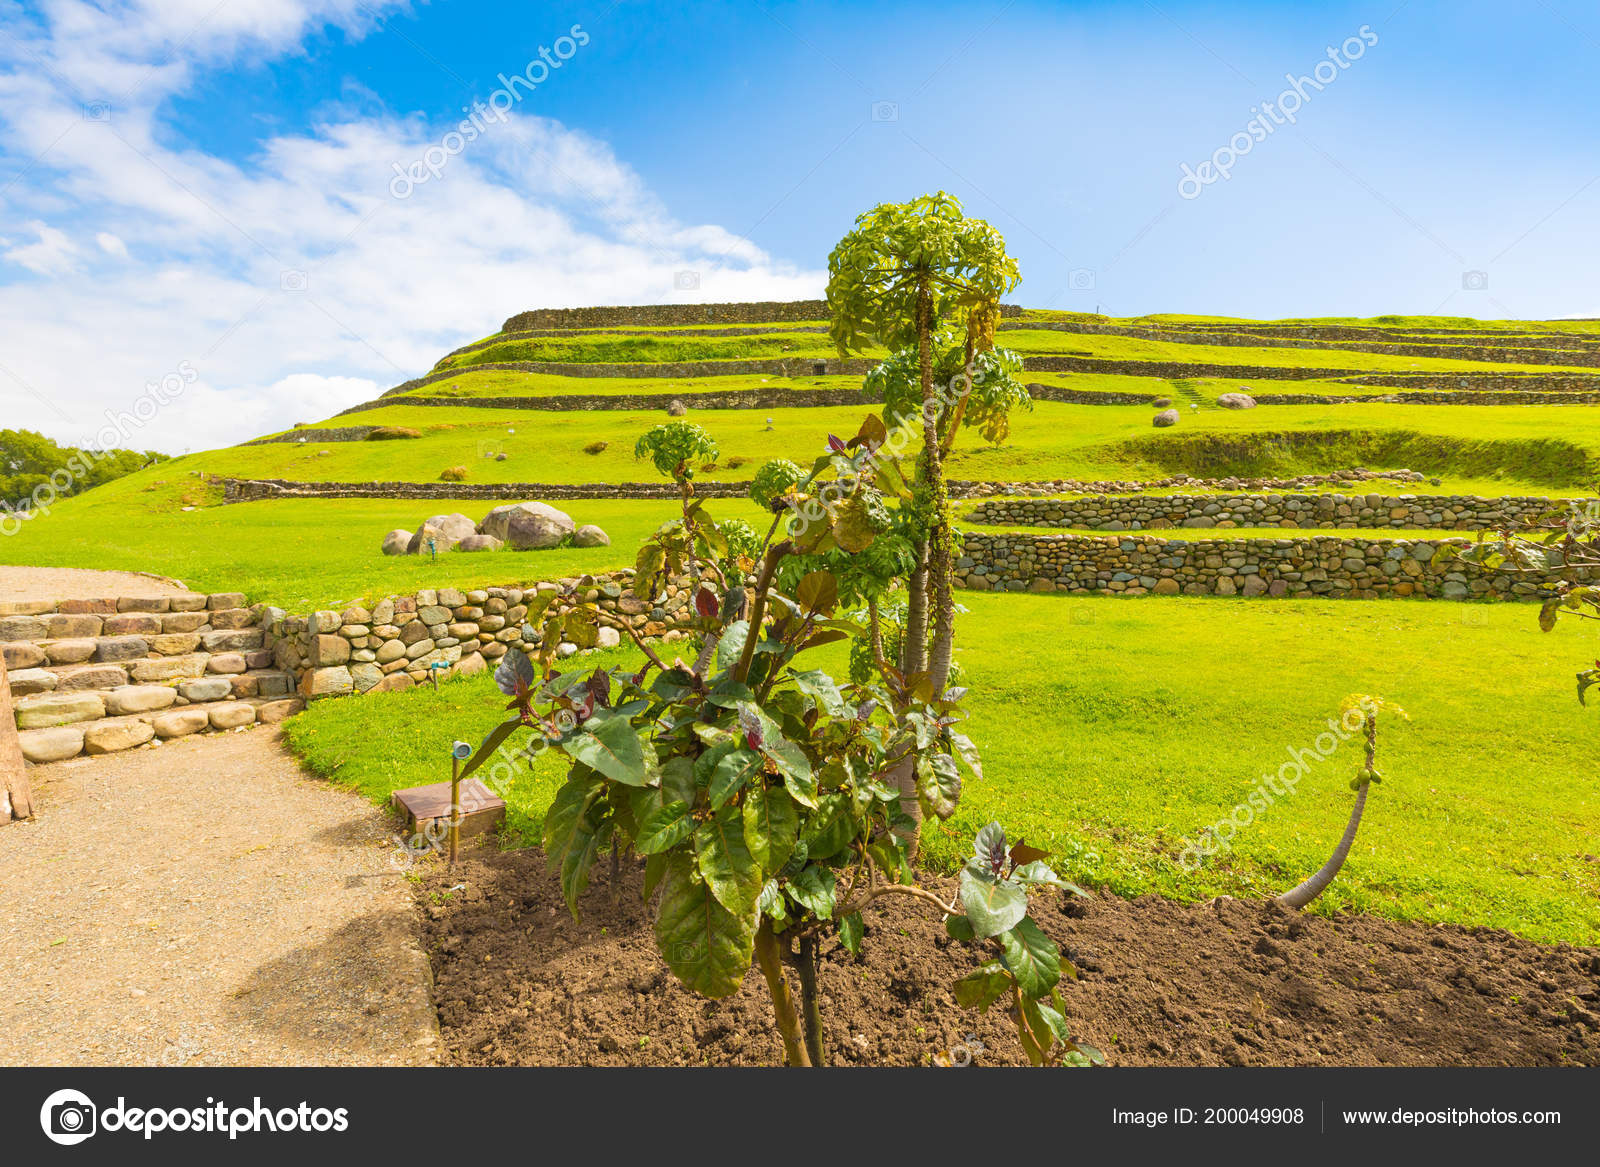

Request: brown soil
left=421, top=845, right=1600, bottom=1067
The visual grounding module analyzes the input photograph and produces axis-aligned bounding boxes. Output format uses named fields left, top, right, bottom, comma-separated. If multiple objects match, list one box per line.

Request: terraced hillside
left=4, top=302, right=1598, bottom=944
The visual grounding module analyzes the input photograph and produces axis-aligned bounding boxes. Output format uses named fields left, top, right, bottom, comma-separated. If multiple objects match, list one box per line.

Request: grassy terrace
left=258, top=400, right=1600, bottom=488
left=388, top=369, right=870, bottom=399
left=285, top=594, right=1600, bottom=944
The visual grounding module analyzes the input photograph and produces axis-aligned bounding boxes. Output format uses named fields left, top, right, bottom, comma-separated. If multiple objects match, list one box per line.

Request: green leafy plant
left=458, top=414, right=1090, bottom=1066
left=633, top=421, right=719, bottom=481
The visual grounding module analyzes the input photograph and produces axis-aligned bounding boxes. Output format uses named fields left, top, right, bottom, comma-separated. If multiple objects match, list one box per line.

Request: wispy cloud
left=0, top=0, right=823, bottom=452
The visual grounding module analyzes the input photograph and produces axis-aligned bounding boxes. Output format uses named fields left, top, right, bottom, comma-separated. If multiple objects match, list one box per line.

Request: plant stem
left=797, top=934, right=826, bottom=1067
left=754, top=921, right=811, bottom=1066
left=733, top=539, right=792, bottom=684
left=1276, top=712, right=1378, bottom=911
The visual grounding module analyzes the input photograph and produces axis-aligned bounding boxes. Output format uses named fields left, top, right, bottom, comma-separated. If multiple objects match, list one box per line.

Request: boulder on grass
left=1152, top=396, right=1172, bottom=407
left=572, top=524, right=610, bottom=548
left=1217, top=391, right=1256, bottom=410
left=406, top=513, right=478, bottom=554
left=666, top=399, right=687, bottom=417
left=381, top=529, right=412, bottom=556
left=457, top=534, right=503, bottom=553
left=1152, top=408, right=1180, bottom=427
left=479, top=502, right=575, bottom=551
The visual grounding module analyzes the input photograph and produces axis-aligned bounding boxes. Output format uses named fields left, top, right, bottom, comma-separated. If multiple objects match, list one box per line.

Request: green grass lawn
left=283, top=593, right=1600, bottom=944
left=0, top=479, right=731, bottom=608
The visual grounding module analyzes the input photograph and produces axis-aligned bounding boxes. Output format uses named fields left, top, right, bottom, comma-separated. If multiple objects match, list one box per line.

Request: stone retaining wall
left=967, top=493, right=1568, bottom=532
left=265, top=570, right=691, bottom=698
left=1256, top=390, right=1600, bottom=406
left=956, top=532, right=1594, bottom=600
left=496, top=300, right=1022, bottom=333
left=221, top=468, right=1427, bottom=506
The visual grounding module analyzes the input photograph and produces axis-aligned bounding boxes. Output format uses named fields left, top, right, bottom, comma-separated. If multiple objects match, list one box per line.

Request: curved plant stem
left=1276, top=714, right=1378, bottom=910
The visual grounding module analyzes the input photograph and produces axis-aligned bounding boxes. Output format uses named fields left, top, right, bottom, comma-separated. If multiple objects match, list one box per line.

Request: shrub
left=748, top=458, right=805, bottom=510
left=584, top=440, right=609, bottom=455
left=725, top=455, right=750, bottom=470
left=439, top=465, right=468, bottom=482
left=634, top=421, right=718, bottom=481
left=367, top=426, right=422, bottom=440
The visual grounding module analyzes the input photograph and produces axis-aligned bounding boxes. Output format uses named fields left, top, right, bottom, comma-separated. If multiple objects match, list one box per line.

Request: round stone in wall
left=1217, top=391, right=1257, bottom=409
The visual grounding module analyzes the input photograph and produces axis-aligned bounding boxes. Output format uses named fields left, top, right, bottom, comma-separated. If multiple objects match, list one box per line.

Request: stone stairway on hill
left=1, top=593, right=302, bottom=764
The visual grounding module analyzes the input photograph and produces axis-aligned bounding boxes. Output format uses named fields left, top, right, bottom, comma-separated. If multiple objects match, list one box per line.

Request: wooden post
left=0, top=656, right=34, bottom=825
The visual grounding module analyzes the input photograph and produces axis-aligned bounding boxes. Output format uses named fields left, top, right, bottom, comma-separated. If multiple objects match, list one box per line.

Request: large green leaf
left=953, top=965, right=1012, bottom=1011
left=958, top=868, right=1028, bottom=940
left=742, top=784, right=799, bottom=872
left=786, top=865, right=836, bottom=920
left=566, top=713, right=656, bottom=787
left=997, top=917, right=1062, bottom=999
left=694, top=804, right=762, bottom=916
left=706, top=745, right=762, bottom=809
left=654, top=852, right=755, bottom=999
left=543, top=772, right=607, bottom=918
left=916, top=752, right=961, bottom=821
left=738, top=701, right=816, bottom=807
left=636, top=801, right=696, bottom=854
left=790, top=668, right=847, bottom=718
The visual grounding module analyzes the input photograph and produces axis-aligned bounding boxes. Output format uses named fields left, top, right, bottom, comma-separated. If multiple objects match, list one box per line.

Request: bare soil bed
left=421, top=845, right=1600, bottom=1067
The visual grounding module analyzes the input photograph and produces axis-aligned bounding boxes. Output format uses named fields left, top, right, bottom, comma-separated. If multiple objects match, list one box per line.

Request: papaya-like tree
left=827, top=192, right=1020, bottom=692
left=826, top=192, right=1021, bottom=846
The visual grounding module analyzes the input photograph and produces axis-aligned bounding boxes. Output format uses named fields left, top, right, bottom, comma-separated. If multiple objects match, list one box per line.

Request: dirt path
left=0, top=565, right=192, bottom=602
left=0, top=728, right=438, bottom=1066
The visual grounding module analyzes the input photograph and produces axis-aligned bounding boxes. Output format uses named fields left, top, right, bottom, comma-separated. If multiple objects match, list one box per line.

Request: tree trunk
left=754, top=921, right=811, bottom=1066
left=0, top=657, right=34, bottom=825
left=899, top=542, right=928, bottom=676
left=917, top=279, right=956, bottom=692
left=796, top=934, right=826, bottom=1067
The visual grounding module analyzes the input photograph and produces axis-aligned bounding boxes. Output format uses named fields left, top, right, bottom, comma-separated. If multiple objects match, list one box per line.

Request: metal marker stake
left=449, top=740, right=472, bottom=866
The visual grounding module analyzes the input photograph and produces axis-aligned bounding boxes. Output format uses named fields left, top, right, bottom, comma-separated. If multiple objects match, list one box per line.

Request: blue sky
left=2, top=0, right=1597, bottom=451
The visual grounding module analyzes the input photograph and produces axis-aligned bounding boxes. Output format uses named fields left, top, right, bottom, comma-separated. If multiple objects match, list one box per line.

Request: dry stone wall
left=265, top=569, right=692, bottom=698
left=957, top=532, right=1593, bottom=600
left=968, top=492, right=1568, bottom=532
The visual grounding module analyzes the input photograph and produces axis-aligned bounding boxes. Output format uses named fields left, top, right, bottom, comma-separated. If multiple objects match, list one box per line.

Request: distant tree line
left=1, top=429, right=168, bottom=513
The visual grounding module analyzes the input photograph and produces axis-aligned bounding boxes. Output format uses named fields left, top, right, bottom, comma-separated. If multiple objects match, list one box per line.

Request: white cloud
left=95, top=232, right=129, bottom=258
left=0, top=0, right=824, bottom=454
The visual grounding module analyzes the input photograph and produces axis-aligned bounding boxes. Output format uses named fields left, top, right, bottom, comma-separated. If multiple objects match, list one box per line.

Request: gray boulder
left=666, top=399, right=687, bottom=417
left=572, top=524, right=610, bottom=548
left=1152, top=396, right=1172, bottom=407
left=407, top=512, right=477, bottom=554
left=381, top=529, right=412, bottom=556
left=480, top=502, right=576, bottom=551
left=1217, top=392, right=1257, bottom=410
left=457, top=534, right=504, bottom=553
left=1152, top=409, right=1179, bottom=427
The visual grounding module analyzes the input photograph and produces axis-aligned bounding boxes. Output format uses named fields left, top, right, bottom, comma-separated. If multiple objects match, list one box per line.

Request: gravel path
left=0, top=565, right=192, bottom=602
left=0, top=727, right=439, bottom=1066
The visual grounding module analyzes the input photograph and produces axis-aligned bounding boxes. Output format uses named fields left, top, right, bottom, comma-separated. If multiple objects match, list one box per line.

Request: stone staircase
left=1, top=593, right=303, bottom=764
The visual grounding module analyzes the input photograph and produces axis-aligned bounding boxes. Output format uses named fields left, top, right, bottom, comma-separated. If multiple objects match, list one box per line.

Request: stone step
left=1, top=623, right=263, bottom=670
left=12, top=671, right=298, bottom=728
left=0, top=592, right=247, bottom=619
left=16, top=696, right=305, bottom=763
